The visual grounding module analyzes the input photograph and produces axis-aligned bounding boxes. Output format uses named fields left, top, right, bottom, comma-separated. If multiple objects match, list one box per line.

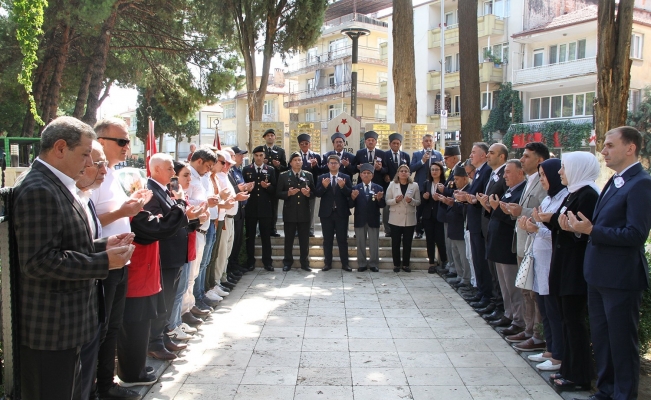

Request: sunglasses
left=99, top=137, right=130, bottom=147
left=92, top=161, right=109, bottom=169
left=217, top=160, right=226, bottom=165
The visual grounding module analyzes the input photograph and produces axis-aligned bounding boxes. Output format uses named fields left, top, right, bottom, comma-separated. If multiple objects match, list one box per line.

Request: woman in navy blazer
left=421, top=162, right=448, bottom=270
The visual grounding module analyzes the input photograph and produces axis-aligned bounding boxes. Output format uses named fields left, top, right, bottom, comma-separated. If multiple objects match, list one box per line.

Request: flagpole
left=213, top=118, right=221, bottom=150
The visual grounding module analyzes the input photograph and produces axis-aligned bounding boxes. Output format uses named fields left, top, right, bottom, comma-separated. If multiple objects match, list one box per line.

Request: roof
left=325, top=0, right=392, bottom=21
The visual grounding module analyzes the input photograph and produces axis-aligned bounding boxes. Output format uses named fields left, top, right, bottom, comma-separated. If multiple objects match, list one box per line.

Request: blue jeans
left=168, top=262, right=190, bottom=330
left=193, top=221, right=217, bottom=302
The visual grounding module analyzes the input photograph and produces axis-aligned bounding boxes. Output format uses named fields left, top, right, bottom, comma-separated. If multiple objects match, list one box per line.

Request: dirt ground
left=640, top=354, right=651, bottom=398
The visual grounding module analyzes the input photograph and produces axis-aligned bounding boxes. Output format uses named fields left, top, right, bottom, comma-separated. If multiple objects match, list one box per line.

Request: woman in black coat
left=421, top=162, right=448, bottom=270
left=540, top=151, right=600, bottom=392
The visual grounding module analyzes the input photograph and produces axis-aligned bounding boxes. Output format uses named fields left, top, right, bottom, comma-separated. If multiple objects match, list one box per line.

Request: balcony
left=512, top=57, right=597, bottom=87
left=380, top=81, right=387, bottom=99
left=429, top=14, right=504, bottom=48
left=426, top=110, right=491, bottom=129
left=283, top=81, right=384, bottom=108
left=285, top=45, right=387, bottom=77
left=428, top=62, right=503, bottom=91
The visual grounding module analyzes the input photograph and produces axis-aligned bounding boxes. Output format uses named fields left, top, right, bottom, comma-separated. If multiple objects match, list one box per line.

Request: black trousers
left=536, top=293, right=564, bottom=360
left=95, top=268, right=127, bottom=393
left=80, top=325, right=101, bottom=399
left=557, top=294, right=592, bottom=386
left=228, top=214, right=245, bottom=271
left=20, top=345, right=81, bottom=400
left=149, top=267, right=182, bottom=351
left=271, top=198, right=279, bottom=234
left=390, top=224, right=415, bottom=267
left=283, top=221, right=310, bottom=268
left=487, top=259, right=504, bottom=308
left=469, top=231, right=493, bottom=300
left=117, top=319, right=151, bottom=383
left=588, top=285, right=643, bottom=400
left=423, top=217, right=447, bottom=265
left=246, top=216, right=273, bottom=267
left=415, top=202, right=425, bottom=235
left=321, top=214, right=350, bottom=267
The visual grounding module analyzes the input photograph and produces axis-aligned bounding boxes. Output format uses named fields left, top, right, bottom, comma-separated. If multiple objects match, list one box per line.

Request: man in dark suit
left=227, top=146, right=253, bottom=277
left=277, top=151, right=315, bottom=271
left=443, top=164, right=472, bottom=287
left=354, top=130, right=387, bottom=186
left=456, top=142, right=494, bottom=310
left=350, top=163, right=385, bottom=272
left=565, top=127, right=651, bottom=400
left=243, top=146, right=277, bottom=271
left=263, top=128, right=287, bottom=237
left=297, top=133, right=321, bottom=237
left=485, top=160, right=526, bottom=335
left=437, top=145, right=461, bottom=274
left=13, top=116, right=135, bottom=400
left=316, top=154, right=353, bottom=271
left=411, top=134, right=444, bottom=239
left=381, top=133, right=410, bottom=237
left=322, top=132, right=356, bottom=178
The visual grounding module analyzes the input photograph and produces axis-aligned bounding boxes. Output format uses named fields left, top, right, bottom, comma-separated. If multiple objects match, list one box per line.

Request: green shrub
left=640, top=240, right=651, bottom=355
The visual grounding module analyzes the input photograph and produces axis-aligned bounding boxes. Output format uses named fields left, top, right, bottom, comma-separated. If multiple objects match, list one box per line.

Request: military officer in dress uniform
left=262, top=128, right=287, bottom=237
left=322, top=132, right=357, bottom=179
left=297, top=133, right=321, bottom=237
left=277, top=151, right=315, bottom=272
left=243, top=146, right=277, bottom=271
left=382, top=132, right=410, bottom=237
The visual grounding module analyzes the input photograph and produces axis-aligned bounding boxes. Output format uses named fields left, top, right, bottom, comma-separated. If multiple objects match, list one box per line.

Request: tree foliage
left=481, top=82, right=523, bottom=143
left=627, top=87, right=651, bottom=169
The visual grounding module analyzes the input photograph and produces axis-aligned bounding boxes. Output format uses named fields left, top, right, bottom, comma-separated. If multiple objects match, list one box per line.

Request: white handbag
left=515, top=242, right=535, bottom=290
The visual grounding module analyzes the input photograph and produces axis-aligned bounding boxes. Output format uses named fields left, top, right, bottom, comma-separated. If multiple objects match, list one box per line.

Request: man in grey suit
left=502, top=142, right=549, bottom=350
left=13, top=116, right=135, bottom=400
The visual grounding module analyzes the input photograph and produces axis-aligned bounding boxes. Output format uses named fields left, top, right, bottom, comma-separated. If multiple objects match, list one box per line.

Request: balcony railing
left=285, top=45, right=387, bottom=76
left=323, top=13, right=388, bottom=31
left=380, top=81, right=387, bottom=98
left=428, top=62, right=503, bottom=91
left=512, top=57, right=597, bottom=86
left=426, top=110, right=492, bottom=128
left=429, top=14, right=504, bottom=48
left=283, top=81, right=384, bottom=108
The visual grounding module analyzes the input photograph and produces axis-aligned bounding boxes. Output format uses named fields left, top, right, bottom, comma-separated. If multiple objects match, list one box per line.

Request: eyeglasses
left=218, top=160, right=226, bottom=165
left=92, top=161, right=109, bottom=169
left=99, top=137, right=130, bottom=147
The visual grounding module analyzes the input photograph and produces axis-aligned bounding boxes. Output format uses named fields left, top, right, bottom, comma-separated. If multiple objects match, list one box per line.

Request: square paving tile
left=351, top=367, right=408, bottom=386
left=299, top=351, right=350, bottom=368
left=352, top=385, right=413, bottom=400
left=350, top=351, right=402, bottom=368
left=403, top=367, right=464, bottom=386
left=296, top=367, right=353, bottom=386
left=294, top=385, right=354, bottom=400
left=240, top=366, right=298, bottom=385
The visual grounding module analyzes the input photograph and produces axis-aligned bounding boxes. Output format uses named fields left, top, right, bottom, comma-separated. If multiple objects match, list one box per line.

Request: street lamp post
left=341, top=27, right=370, bottom=118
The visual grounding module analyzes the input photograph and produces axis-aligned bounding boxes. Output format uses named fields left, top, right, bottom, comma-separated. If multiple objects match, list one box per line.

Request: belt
left=226, top=215, right=235, bottom=219
left=197, top=229, right=208, bottom=235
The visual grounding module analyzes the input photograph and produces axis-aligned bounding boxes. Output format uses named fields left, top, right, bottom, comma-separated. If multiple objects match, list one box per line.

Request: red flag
left=146, top=117, right=157, bottom=177
left=213, top=127, right=221, bottom=150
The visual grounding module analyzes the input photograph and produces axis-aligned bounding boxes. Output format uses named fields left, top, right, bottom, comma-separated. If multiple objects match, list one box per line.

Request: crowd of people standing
left=10, top=114, right=651, bottom=400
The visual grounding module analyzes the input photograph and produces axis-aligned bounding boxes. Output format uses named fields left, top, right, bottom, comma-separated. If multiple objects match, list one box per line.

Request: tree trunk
left=392, top=0, right=417, bottom=124
left=42, top=24, right=73, bottom=125
left=82, top=8, right=119, bottom=126
left=458, top=0, right=482, bottom=159
left=72, top=63, right=92, bottom=118
left=595, top=0, right=634, bottom=151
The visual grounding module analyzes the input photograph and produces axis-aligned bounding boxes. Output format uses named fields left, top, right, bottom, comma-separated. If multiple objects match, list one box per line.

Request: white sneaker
left=536, top=360, right=561, bottom=371
left=205, top=290, right=223, bottom=302
left=180, top=322, right=197, bottom=334
left=212, top=286, right=229, bottom=296
left=166, top=326, right=192, bottom=341
left=527, top=352, right=552, bottom=362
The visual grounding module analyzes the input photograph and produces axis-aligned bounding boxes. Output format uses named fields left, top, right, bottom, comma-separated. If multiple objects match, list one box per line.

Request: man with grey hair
left=13, top=116, right=135, bottom=400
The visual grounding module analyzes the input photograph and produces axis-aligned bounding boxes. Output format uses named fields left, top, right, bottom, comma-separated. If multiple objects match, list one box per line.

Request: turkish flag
left=146, top=117, right=157, bottom=177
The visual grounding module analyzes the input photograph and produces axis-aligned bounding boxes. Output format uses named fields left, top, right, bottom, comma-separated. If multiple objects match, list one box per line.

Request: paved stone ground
left=142, top=269, right=567, bottom=400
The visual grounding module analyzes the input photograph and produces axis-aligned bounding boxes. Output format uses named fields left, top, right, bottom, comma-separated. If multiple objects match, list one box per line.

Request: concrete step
left=256, top=232, right=427, bottom=247
left=253, top=244, right=429, bottom=258
left=253, top=255, right=431, bottom=270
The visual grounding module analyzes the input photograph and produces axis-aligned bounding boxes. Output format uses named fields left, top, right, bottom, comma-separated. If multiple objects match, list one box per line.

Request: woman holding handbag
left=518, top=158, right=568, bottom=373
left=386, top=164, right=421, bottom=272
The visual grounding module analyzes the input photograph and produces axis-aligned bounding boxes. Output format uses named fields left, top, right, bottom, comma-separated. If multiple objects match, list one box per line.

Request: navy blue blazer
left=354, top=148, right=387, bottom=186
left=584, top=163, right=651, bottom=291
left=349, top=182, right=386, bottom=228
left=486, top=182, right=525, bottom=264
left=383, top=150, right=411, bottom=180
left=446, top=183, right=470, bottom=241
left=321, top=150, right=356, bottom=178
left=299, top=151, right=322, bottom=177
left=465, top=163, right=492, bottom=234
left=315, top=172, right=352, bottom=218
left=410, top=149, right=443, bottom=190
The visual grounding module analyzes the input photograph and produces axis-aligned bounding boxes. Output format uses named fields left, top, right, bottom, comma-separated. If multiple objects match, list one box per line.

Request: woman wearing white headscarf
left=539, top=151, right=600, bottom=392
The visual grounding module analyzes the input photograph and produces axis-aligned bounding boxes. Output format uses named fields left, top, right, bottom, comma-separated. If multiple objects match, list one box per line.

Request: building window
left=483, top=0, right=493, bottom=15
left=549, top=45, right=558, bottom=64
left=307, top=47, right=318, bottom=64
left=375, top=104, right=387, bottom=121
left=629, top=89, right=641, bottom=113
left=329, top=38, right=348, bottom=59
left=445, top=56, right=452, bottom=73
left=377, top=71, right=388, bottom=83
left=530, top=98, right=540, bottom=120
left=481, top=92, right=492, bottom=110
left=305, top=107, right=316, bottom=122
left=530, top=91, right=596, bottom=120
left=224, top=131, right=237, bottom=146
left=207, top=115, right=221, bottom=129
left=454, top=95, right=461, bottom=115
left=550, top=40, right=586, bottom=65
left=222, top=104, right=235, bottom=119
left=445, top=11, right=456, bottom=26
left=533, top=49, right=544, bottom=67
left=631, top=33, right=644, bottom=59
left=328, top=103, right=347, bottom=119
left=306, top=78, right=315, bottom=92
left=263, top=99, right=275, bottom=116
left=329, top=73, right=335, bottom=87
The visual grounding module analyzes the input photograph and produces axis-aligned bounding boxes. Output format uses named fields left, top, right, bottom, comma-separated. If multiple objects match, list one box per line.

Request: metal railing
left=283, top=81, right=383, bottom=107
left=323, top=13, right=388, bottom=30
left=286, top=45, right=386, bottom=74
left=512, top=57, right=597, bottom=86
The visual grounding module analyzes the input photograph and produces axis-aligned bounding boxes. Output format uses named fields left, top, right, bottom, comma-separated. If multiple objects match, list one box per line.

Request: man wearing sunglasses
left=92, top=118, right=152, bottom=399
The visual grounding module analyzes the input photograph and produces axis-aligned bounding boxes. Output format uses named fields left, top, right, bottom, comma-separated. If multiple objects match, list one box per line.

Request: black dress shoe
left=572, top=396, right=602, bottom=400
left=227, top=274, right=240, bottom=282
left=476, top=303, right=497, bottom=315
left=470, top=299, right=490, bottom=309
left=230, top=270, right=243, bottom=277
left=221, top=281, right=236, bottom=289
left=191, top=305, right=210, bottom=317
left=271, top=232, right=281, bottom=237
left=263, top=265, right=274, bottom=271
left=146, top=366, right=154, bottom=374
left=415, top=233, right=423, bottom=239
left=444, top=272, right=457, bottom=278
left=428, top=266, right=437, bottom=274
left=322, top=265, right=332, bottom=271
left=482, top=310, right=503, bottom=321
left=436, top=266, right=448, bottom=273
left=501, top=324, right=525, bottom=336
left=393, top=267, right=400, bottom=272
left=453, top=281, right=469, bottom=289
left=98, top=383, right=139, bottom=400
left=165, top=340, right=188, bottom=352
left=489, top=316, right=513, bottom=327
left=342, top=266, right=353, bottom=272
left=309, top=234, right=315, bottom=237
left=227, top=277, right=238, bottom=284
left=148, top=348, right=177, bottom=361
left=370, top=267, right=379, bottom=272
left=402, top=266, right=411, bottom=273
left=301, top=266, right=313, bottom=271
left=462, top=293, right=482, bottom=301
left=358, top=266, right=368, bottom=272
left=182, top=312, right=204, bottom=326
left=246, top=265, right=256, bottom=272
left=385, top=233, right=391, bottom=237
left=283, top=265, right=292, bottom=271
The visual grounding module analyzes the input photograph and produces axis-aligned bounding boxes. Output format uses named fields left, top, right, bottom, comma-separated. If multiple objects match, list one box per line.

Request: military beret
left=252, top=145, right=265, bottom=154
left=262, top=128, right=276, bottom=138
left=288, top=151, right=302, bottom=163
